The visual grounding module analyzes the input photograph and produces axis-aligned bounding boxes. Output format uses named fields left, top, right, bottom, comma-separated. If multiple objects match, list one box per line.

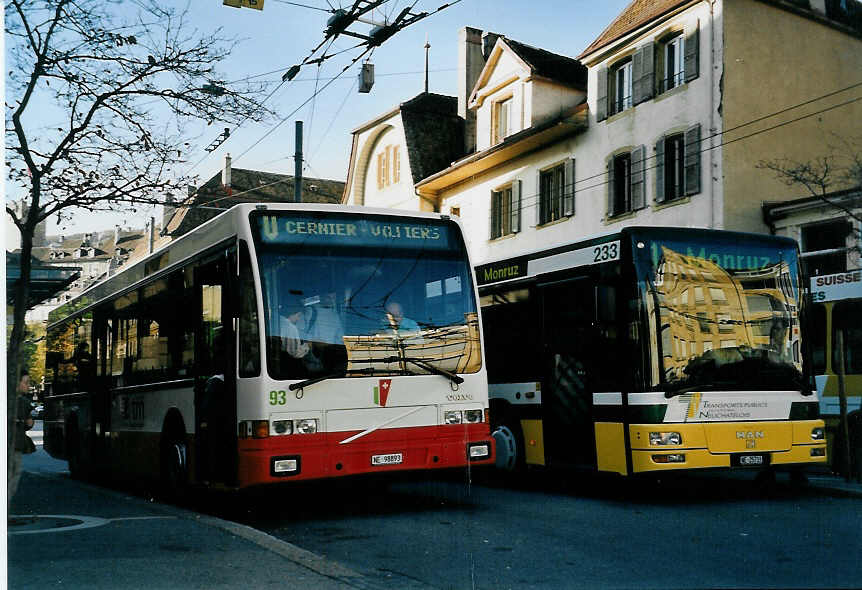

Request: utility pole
left=294, top=121, right=303, bottom=203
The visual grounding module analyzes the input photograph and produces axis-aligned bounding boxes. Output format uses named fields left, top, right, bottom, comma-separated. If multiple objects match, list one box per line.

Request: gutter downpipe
left=709, top=0, right=718, bottom=229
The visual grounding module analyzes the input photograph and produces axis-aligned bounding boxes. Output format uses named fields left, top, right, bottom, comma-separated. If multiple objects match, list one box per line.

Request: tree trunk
left=7, top=189, right=38, bottom=508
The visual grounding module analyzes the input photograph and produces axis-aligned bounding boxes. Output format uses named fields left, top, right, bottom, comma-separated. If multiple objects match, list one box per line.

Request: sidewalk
left=8, top=448, right=375, bottom=590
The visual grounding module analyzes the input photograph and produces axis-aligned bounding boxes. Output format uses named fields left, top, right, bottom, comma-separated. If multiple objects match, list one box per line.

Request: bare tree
left=757, top=136, right=862, bottom=227
left=5, top=0, right=272, bottom=502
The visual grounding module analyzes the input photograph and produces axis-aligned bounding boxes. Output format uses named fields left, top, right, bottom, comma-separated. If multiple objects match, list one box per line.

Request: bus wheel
left=493, top=421, right=525, bottom=473
left=161, top=436, right=188, bottom=501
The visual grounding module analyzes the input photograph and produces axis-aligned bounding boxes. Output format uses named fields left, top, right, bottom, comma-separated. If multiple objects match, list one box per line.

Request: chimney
left=222, top=153, right=232, bottom=188
left=458, top=27, right=485, bottom=155
left=482, top=31, right=501, bottom=60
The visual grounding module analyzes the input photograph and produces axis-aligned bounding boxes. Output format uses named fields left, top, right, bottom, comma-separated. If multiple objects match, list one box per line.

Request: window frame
left=538, top=163, right=566, bottom=225
left=490, top=180, right=521, bottom=240
left=659, top=33, right=685, bottom=94
left=611, top=59, right=633, bottom=115
left=492, top=96, right=513, bottom=144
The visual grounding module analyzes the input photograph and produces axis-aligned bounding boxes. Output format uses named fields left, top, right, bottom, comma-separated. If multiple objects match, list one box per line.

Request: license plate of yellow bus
left=733, top=453, right=769, bottom=467
left=371, top=453, right=403, bottom=466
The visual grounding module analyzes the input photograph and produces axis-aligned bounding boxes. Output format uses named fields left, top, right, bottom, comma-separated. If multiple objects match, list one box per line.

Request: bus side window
left=238, top=240, right=261, bottom=377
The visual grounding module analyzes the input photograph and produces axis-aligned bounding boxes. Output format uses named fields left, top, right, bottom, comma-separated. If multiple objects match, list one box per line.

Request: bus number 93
left=270, top=390, right=287, bottom=405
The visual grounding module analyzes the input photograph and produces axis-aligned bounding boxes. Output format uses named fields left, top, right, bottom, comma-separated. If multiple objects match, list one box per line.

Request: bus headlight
left=272, top=420, right=293, bottom=436
left=464, top=410, right=483, bottom=423
left=811, top=427, right=825, bottom=440
left=294, top=419, right=318, bottom=434
left=444, top=410, right=463, bottom=424
left=649, top=431, right=682, bottom=446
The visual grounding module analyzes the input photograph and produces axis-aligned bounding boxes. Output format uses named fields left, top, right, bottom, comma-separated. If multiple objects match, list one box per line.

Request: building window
left=607, top=147, right=645, bottom=217
left=610, top=59, right=632, bottom=115
left=490, top=181, right=521, bottom=239
left=801, top=220, right=850, bottom=276
left=493, top=97, right=512, bottom=144
left=659, top=33, right=684, bottom=93
left=376, top=144, right=400, bottom=189
left=655, top=124, right=701, bottom=203
left=611, top=153, right=631, bottom=214
left=539, top=164, right=565, bottom=225
left=450, top=206, right=460, bottom=217
left=662, top=133, right=685, bottom=200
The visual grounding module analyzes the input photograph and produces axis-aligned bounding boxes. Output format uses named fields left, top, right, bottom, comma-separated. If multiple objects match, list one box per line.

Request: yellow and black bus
left=808, top=269, right=862, bottom=473
left=478, top=226, right=826, bottom=476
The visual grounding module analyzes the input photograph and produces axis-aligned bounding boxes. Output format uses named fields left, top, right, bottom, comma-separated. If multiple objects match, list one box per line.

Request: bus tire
left=160, top=429, right=188, bottom=502
left=493, top=419, right=525, bottom=473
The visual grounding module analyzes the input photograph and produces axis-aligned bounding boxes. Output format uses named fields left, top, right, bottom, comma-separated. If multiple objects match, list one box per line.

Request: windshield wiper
left=354, top=356, right=465, bottom=385
left=288, top=367, right=379, bottom=392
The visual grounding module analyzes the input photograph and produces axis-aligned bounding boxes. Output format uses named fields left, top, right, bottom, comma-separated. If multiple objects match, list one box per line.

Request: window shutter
left=376, top=153, right=385, bottom=189
left=606, top=158, right=616, bottom=217
left=684, top=123, right=701, bottom=195
left=490, top=191, right=500, bottom=239
left=655, top=136, right=666, bottom=203
left=511, top=180, right=522, bottom=233
left=684, top=21, right=699, bottom=83
left=564, top=158, right=575, bottom=216
left=596, top=65, right=608, bottom=122
left=631, top=49, right=643, bottom=106
left=641, top=43, right=655, bottom=102
left=631, top=145, right=646, bottom=210
left=536, top=171, right=544, bottom=226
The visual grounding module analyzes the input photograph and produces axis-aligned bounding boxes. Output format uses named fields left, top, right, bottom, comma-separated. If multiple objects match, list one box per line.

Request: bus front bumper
left=236, top=424, right=494, bottom=487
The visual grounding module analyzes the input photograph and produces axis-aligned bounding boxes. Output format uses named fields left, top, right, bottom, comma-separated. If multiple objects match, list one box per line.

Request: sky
left=5, top=0, right=632, bottom=247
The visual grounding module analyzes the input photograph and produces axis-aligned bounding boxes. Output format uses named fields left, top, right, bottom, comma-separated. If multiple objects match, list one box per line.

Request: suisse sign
left=810, top=270, right=862, bottom=303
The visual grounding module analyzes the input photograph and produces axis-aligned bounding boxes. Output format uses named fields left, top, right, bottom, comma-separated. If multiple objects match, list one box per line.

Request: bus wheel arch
left=160, top=409, right=189, bottom=499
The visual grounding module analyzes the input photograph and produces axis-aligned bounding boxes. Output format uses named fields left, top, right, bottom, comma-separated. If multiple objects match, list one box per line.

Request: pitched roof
left=504, top=39, right=587, bottom=89
left=165, top=168, right=344, bottom=238
left=578, top=0, right=690, bottom=59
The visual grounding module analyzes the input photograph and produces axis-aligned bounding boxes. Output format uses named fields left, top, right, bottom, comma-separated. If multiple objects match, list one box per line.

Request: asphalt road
left=209, top=469, right=862, bottom=590
left=19, top=423, right=862, bottom=590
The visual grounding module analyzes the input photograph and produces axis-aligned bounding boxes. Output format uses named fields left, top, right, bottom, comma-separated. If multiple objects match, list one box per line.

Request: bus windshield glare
left=631, top=232, right=804, bottom=393
left=252, top=212, right=482, bottom=381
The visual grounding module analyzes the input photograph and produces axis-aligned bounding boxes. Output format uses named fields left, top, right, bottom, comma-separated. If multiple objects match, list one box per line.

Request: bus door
left=193, top=249, right=238, bottom=485
left=91, top=308, right=112, bottom=467
left=539, top=277, right=598, bottom=467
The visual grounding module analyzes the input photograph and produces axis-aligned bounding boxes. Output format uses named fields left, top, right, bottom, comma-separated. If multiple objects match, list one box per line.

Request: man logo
left=374, top=379, right=392, bottom=406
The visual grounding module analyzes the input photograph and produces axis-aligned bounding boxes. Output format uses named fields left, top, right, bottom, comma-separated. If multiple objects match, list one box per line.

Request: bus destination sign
left=255, top=214, right=452, bottom=250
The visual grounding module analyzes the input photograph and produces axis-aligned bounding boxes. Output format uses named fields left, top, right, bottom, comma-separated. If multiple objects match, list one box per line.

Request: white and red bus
left=44, top=204, right=493, bottom=492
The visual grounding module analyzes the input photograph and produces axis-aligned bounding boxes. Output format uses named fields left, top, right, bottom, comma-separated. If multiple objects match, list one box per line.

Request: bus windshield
left=631, top=230, right=804, bottom=393
left=252, top=211, right=481, bottom=381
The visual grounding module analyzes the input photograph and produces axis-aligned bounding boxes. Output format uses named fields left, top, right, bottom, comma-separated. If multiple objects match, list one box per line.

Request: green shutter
left=655, top=136, right=666, bottom=203
left=684, top=22, right=699, bottom=83
left=631, top=145, right=646, bottom=210
left=597, top=65, right=608, bottom=122
left=684, top=123, right=701, bottom=196
left=490, top=191, right=500, bottom=239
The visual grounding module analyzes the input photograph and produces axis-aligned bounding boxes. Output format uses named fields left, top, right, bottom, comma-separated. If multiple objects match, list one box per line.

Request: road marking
left=8, top=515, right=177, bottom=535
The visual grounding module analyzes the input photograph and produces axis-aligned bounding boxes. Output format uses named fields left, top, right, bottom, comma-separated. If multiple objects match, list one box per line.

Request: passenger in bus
left=280, top=303, right=324, bottom=373
left=304, top=291, right=345, bottom=346
left=385, top=300, right=420, bottom=334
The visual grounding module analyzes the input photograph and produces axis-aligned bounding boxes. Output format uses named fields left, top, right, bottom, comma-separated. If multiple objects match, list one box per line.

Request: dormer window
left=492, top=96, right=512, bottom=144
left=610, top=59, right=633, bottom=115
